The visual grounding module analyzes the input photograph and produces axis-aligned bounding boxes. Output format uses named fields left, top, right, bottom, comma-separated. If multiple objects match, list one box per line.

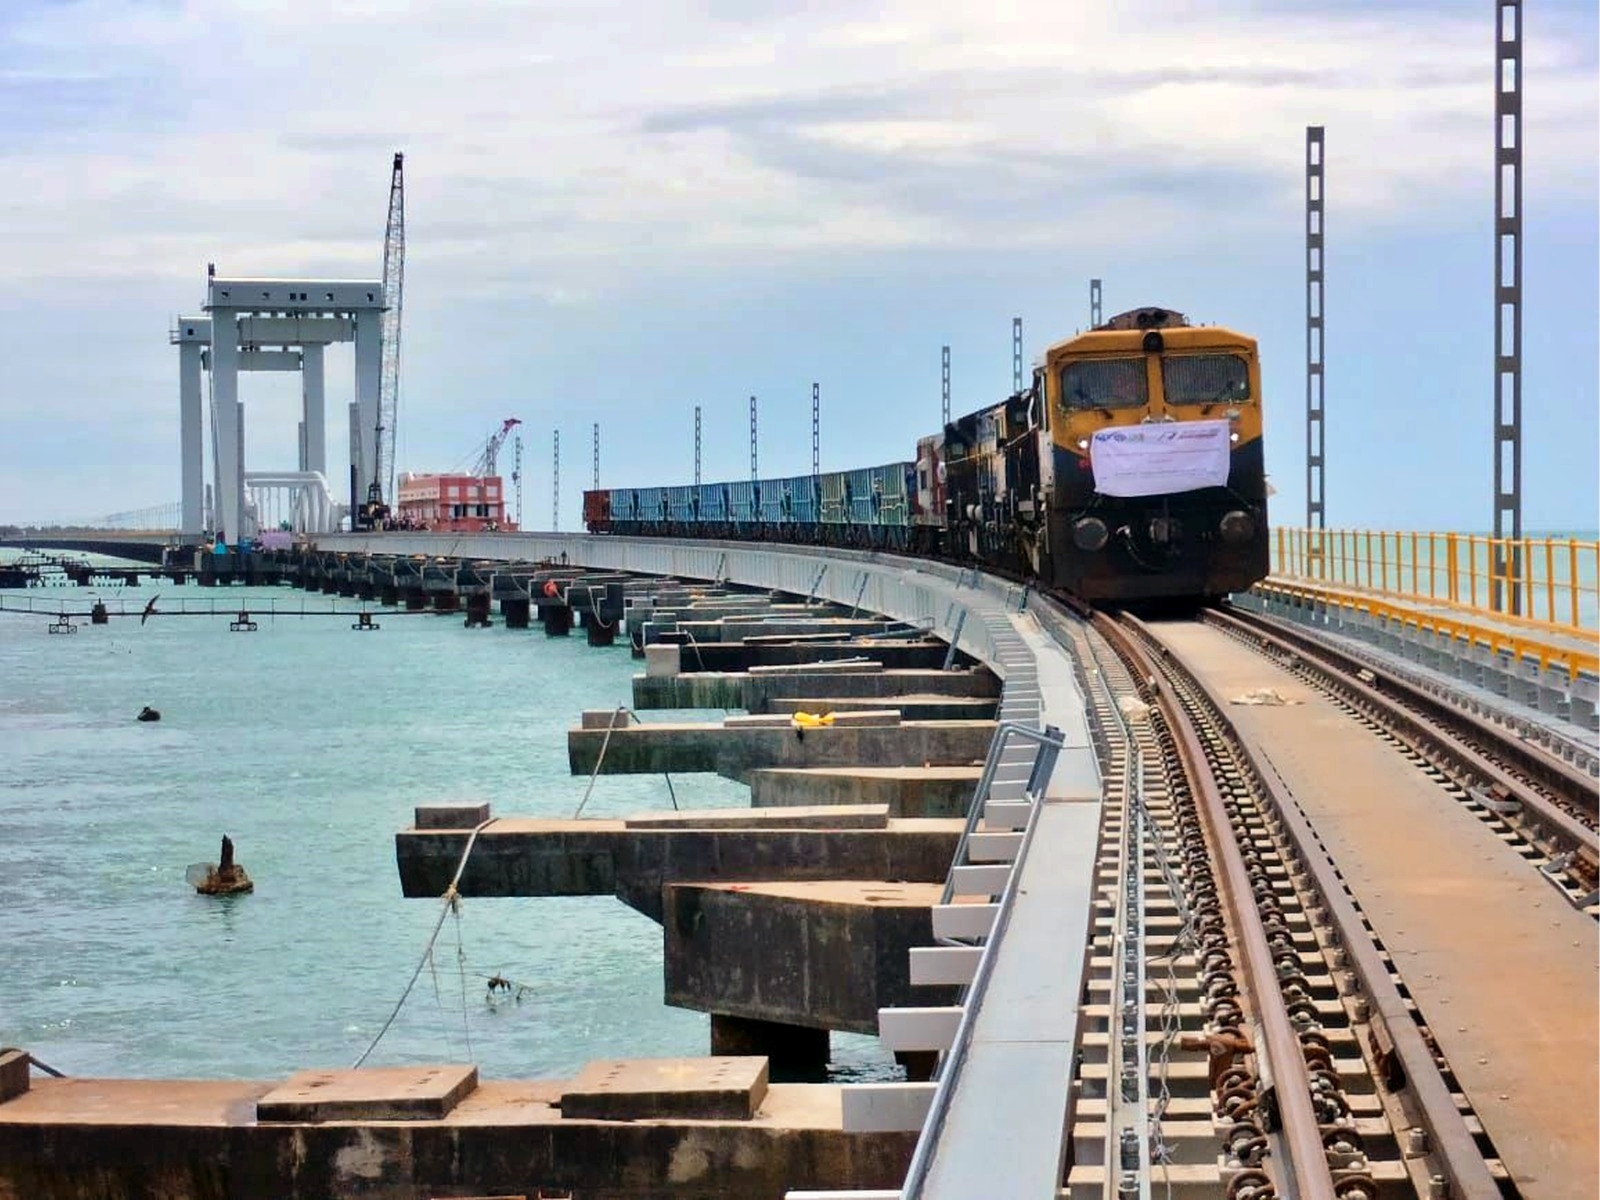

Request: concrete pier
left=502, top=595, right=531, bottom=628
left=398, top=804, right=962, bottom=1075
left=665, top=880, right=958, bottom=1040
left=710, top=1015, right=832, bottom=1074
left=395, top=806, right=962, bottom=921
left=583, top=611, right=618, bottom=646
left=568, top=713, right=994, bottom=783
left=543, top=603, right=574, bottom=636
left=651, top=639, right=957, bottom=673
left=750, top=766, right=981, bottom=817
left=634, top=666, right=1000, bottom=714
left=644, top=617, right=898, bottom=645
left=0, top=1072, right=915, bottom=1200
left=766, top=694, right=995, bottom=720
left=258, top=553, right=635, bottom=631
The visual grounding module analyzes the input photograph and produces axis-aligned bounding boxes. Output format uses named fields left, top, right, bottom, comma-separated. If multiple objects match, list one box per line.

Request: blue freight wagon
left=728, top=479, right=759, bottom=525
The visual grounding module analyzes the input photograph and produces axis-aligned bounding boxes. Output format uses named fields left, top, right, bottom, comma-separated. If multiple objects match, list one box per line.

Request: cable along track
left=1205, top=606, right=1598, bottom=911
left=1050, top=597, right=1511, bottom=1200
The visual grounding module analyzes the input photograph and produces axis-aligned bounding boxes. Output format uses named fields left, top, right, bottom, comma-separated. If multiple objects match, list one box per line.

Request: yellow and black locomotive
left=586, top=306, right=1270, bottom=605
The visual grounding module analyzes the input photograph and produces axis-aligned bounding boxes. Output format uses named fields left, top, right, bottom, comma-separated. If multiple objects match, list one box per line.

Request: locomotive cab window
left=1161, top=354, right=1251, bottom=406
left=1059, top=358, right=1147, bottom=412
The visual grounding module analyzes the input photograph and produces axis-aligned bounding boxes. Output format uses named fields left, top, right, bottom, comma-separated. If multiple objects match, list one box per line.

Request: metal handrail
left=1273, top=526, right=1599, bottom=633
left=901, top=725, right=1064, bottom=1199
left=935, top=721, right=1061, bottom=912
left=941, top=608, right=968, bottom=672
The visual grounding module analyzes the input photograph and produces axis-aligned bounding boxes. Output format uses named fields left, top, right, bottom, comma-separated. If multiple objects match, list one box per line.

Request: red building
left=395, top=473, right=514, bottom=532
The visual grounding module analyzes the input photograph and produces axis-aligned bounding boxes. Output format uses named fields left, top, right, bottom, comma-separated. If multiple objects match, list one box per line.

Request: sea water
left=0, top=570, right=893, bottom=1081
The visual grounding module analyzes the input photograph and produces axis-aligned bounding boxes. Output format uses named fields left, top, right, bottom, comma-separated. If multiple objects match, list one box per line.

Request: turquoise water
left=0, top=570, right=892, bottom=1082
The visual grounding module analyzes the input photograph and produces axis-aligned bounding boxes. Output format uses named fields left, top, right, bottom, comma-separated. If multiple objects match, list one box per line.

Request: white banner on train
left=1089, top=420, right=1233, bottom=498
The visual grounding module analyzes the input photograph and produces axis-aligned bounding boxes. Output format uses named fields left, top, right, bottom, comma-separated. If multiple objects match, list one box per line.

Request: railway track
left=1036, top=596, right=1514, bottom=1199
left=1205, top=606, right=1598, bottom=910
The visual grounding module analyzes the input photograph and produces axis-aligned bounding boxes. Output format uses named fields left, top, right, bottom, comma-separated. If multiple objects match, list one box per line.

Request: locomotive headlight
left=1230, top=432, right=1240, bottom=443
left=1219, top=510, right=1254, bottom=543
left=1073, top=516, right=1110, bottom=552
left=1077, top=438, right=1089, bottom=450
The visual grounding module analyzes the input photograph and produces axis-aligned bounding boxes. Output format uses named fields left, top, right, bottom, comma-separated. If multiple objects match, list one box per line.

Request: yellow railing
left=1271, top=528, right=1600, bottom=636
left=1254, top=578, right=1599, bottom=680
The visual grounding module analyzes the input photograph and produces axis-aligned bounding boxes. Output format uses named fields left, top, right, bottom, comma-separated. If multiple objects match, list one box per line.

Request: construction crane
left=473, top=418, right=523, bottom=479
left=360, top=151, right=405, bottom=529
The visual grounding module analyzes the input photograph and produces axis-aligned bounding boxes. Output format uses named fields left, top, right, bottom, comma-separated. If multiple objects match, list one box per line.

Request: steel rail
left=1148, top=614, right=1506, bottom=1200
left=1094, top=611, right=1339, bottom=1200
left=1210, top=606, right=1598, bottom=864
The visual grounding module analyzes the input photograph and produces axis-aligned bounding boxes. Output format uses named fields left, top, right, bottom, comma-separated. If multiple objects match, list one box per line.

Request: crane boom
left=473, top=418, right=522, bottom=478
left=371, top=151, right=404, bottom=512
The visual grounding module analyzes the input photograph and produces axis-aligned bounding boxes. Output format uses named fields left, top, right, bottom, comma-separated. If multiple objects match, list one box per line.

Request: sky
left=1, top=0, right=1595, bottom=532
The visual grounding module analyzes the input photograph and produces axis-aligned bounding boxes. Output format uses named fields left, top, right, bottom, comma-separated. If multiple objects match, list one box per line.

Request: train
left=582, top=306, right=1269, bottom=604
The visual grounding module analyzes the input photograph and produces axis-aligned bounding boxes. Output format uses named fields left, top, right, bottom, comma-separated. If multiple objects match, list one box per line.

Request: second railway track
left=1032, top=594, right=1569, bottom=1199
left=1204, top=605, right=1598, bottom=910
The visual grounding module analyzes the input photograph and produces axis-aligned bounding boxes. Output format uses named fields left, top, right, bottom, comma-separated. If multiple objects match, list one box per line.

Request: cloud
left=0, top=0, right=1594, bottom=528
left=0, top=0, right=1593, bottom=291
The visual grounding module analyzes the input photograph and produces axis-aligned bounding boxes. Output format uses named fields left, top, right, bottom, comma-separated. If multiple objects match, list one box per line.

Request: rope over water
left=351, top=816, right=496, bottom=1068
left=572, top=705, right=629, bottom=819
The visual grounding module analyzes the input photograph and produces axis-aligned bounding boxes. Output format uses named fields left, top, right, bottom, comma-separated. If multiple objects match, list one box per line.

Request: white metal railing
left=935, top=721, right=1061, bottom=919
left=901, top=722, right=1064, bottom=1199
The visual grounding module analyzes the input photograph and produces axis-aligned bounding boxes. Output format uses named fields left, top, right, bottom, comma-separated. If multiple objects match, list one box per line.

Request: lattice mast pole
left=592, top=423, right=600, bottom=490
left=941, top=346, right=951, bottom=426
left=1492, top=0, right=1523, bottom=613
left=749, top=396, right=758, bottom=480
left=1012, top=318, right=1024, bottom=393
left=373, top=151, right=405, bottom=509
left=811, top=383, right=820, bottom=477
left=1306, top=127, right=1327, bottom=536
left=552, top=430, right=560, bottom=533
left=694, top=406, right=702, bottom=486
left=512, top=433, right=523, bottom=529
left=1090, top=279, right=1103, bottom=328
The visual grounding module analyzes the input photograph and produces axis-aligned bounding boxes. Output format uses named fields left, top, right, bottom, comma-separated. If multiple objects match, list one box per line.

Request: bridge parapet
left=1272, top=526, right=1598, bottom=633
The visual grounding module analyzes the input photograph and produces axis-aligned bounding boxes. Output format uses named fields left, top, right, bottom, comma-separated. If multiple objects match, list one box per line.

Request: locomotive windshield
left=1161, top=354, right=1251, bottom=406
left=1060, top=358, right=1147, bottom=411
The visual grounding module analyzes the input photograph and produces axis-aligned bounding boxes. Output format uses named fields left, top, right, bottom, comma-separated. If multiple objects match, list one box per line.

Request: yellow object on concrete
left=790, top=711, right=836, bottom=728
